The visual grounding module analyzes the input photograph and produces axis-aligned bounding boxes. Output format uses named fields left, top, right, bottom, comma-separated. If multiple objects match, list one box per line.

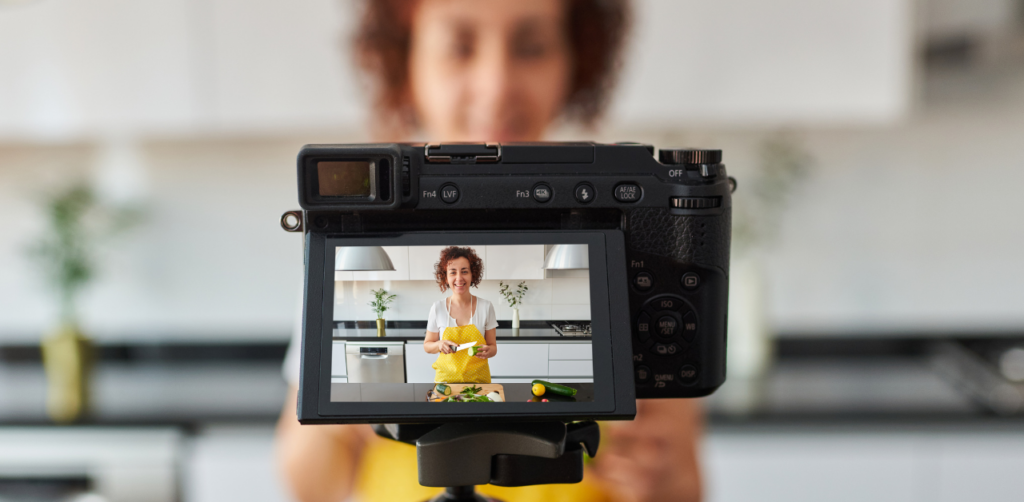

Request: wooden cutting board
left=428, top=383, right=505, bottom=402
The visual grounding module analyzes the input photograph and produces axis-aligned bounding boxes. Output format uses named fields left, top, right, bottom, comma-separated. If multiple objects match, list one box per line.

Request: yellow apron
left=356, top=437, right=614, bottom=502
left=432, top=323, right=491, bottom=384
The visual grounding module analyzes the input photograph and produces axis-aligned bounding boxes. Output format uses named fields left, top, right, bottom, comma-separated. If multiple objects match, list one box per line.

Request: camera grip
left=626, top=207, right=732, bottom=276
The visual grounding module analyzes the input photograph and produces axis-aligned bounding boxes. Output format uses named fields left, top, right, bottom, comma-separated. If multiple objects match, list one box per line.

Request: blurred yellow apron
left=433, top=324, right=491, bottom=383
left=356, top=437, right=612, bottom=502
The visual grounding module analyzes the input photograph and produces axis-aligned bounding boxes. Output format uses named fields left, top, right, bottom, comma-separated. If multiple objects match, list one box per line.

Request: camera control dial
left=658, top=148, right=722, bottom=165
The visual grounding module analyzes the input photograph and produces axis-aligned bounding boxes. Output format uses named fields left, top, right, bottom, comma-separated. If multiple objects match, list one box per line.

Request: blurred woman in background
left=277, top=1, right=703, bottom=501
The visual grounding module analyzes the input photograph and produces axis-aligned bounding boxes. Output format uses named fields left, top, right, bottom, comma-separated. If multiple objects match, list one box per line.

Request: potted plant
left=498, top=281, right=528, bottom=329
left=368, top=288, right=397, bottom=337
left=29, top=183, right=141, bottom=423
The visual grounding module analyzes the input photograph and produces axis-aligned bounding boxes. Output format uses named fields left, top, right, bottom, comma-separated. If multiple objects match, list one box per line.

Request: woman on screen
left=423, top=246, right=498, bottom=383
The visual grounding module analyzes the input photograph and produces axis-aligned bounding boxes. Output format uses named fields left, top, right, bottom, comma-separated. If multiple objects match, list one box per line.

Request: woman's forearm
left=276, top=387, right=367, bottom=502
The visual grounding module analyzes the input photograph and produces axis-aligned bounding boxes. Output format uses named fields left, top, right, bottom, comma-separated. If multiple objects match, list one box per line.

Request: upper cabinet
left=608, top=0, right=914, bottom=127
left=484, top=246, right=545, bottom=280
left=0, top=0, right=913, bottom=140
left=407, top=246, right=450, bottom=281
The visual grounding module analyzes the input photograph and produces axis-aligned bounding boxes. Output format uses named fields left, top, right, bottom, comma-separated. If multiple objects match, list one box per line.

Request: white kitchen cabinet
left=549, top=360, right=593, bottom=377
left=331, top=342, right=346, bottom=377
left=548, top=343, right=593, bottom=360
left=488, top=343, right=549, bottom=377
left=408, top=245, right=450, bottom=281
left=484, top=245, right=545, bottom=280
left=405, top=341, right=592, bottom=382
left=405, top=342, right=439, bottom=383
left=352, top=246, right=410, bottom=281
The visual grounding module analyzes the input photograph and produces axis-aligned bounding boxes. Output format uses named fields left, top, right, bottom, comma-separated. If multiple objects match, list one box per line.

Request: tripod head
left=374, top=420, right=601, bottom=499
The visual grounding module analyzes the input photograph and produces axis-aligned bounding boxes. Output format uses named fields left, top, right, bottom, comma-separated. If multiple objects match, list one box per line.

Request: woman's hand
left=588, top=399, right=703, bottom=502
left=473, top=344, right=495, bottom=359
left=438, top=340, right=458, bottom=354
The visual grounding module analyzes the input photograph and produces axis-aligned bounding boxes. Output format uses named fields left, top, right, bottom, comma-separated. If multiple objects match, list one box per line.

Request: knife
left=454, top=341, right=477, bottom=352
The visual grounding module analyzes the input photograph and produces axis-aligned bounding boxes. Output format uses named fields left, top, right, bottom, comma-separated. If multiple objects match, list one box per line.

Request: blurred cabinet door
left=0, top=0, right=199, bottom=137
left=203, top=0, right=363, bottom=130
left=484, top=245, right=545, bottom=280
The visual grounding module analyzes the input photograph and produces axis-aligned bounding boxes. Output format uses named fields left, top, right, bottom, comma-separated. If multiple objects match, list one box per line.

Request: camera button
left=636, top=312, right=651, bottom=341
left=614, top=184, right=641, bottom=202
left=652, top=343, right=682, bottom=357
left=633, top=272, right=653, bottom=291
left=532, top=184, right=552, bottom=202
left=574, top=183, right=595, bottom=203
left=635, top=365, right=652, bottom=384
left=656, top=316, right=679, bottom=338
left=440, top=184, right=460, bottom=203
left=650, top=296, right=683, bottom=311
left=681, top=272, right=700, bottom=290
left=679, top=364, right=699, bottom=385
left=681, top=311, right=698, bottom=341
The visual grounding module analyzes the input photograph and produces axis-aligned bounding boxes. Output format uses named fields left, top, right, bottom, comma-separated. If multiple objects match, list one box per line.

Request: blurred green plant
left=27, top=182, right=143, bottom=325
left=732, top=135, right=813, bottom=254
left=27, top=181, right=143, bottom=422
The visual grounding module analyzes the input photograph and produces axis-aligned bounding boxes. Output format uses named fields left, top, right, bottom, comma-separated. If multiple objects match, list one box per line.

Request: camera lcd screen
left=328, top=243, right=595, bottom=404
left=317, top=161, right=372, bottom=196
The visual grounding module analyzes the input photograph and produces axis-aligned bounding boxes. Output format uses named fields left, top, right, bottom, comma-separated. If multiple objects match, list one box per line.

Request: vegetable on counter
left=435, top=383, right=452, bottom=396
left=531, top=380, right=577, bottom=397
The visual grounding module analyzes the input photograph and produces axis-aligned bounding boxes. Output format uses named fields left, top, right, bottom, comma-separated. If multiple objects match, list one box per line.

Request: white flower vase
left=512, top=308, right=520, bottom=329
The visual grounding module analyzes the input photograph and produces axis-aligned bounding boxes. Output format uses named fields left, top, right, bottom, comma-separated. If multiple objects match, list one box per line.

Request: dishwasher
left=345, top=341, right=406, bottom=383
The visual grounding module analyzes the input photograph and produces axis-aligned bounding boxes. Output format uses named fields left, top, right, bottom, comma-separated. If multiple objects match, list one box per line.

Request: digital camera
left=285, top=142, right=733, bottom=424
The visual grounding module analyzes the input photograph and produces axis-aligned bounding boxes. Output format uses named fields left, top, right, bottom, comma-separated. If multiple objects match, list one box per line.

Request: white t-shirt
left=426, top=296, right=498, bottom=334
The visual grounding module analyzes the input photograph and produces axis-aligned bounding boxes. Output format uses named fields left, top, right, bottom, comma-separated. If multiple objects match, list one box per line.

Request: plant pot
left=512, top=309, right=520, bottom=329
left=376, top=318, right=386, bottom=337
left=41, top=323, right=93, bottom=423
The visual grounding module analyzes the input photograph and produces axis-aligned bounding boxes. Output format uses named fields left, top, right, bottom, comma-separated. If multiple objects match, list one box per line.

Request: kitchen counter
left=332, top=327, right=590, bottom=341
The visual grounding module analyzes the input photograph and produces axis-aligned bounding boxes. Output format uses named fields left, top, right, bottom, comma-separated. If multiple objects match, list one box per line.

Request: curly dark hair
left=353, top=0, right=631, bottom=136
left=434, top=246, right=484, bottom=292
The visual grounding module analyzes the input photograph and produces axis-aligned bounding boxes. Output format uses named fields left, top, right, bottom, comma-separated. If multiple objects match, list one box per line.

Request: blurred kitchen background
left=2, top=0, right=1024, bottom=500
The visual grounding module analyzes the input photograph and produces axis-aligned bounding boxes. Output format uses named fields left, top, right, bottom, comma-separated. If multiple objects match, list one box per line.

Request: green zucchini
left=435, top=383, right=452, bottom=396
left=532, top=379, right=577, bottom=397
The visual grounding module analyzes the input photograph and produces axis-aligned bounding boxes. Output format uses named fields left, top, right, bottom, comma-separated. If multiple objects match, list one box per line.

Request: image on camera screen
left=329, top=244, right=594, bottom=403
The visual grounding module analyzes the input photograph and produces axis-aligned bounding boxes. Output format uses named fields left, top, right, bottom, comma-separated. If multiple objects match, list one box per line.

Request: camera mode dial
left=658, top=149, right=722, bottom=165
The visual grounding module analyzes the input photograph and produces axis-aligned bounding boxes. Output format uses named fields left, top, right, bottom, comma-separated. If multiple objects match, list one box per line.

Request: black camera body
left=294, top=142, right=731, bottom=409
